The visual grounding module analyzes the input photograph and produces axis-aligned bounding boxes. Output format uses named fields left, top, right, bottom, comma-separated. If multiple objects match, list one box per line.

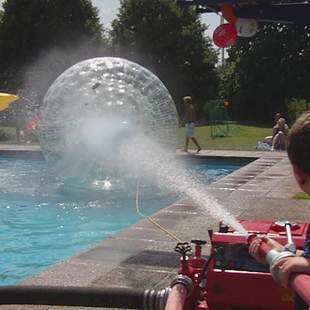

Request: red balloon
left=213, top=23, right=237, bottom=48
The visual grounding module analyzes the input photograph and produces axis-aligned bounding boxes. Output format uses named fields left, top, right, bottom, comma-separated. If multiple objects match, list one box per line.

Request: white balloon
left=236, top=18, right=258, bottom=37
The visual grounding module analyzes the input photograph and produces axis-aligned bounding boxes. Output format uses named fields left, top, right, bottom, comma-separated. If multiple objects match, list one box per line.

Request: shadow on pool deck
left=1, top=147, right=310, bottom=309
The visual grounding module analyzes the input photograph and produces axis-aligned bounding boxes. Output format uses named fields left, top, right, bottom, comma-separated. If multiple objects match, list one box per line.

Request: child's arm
left=276, top=256, right=310, bottom=288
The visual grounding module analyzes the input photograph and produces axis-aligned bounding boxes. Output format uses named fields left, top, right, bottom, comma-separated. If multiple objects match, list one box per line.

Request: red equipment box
left=206, top=220, right=309, bottom=310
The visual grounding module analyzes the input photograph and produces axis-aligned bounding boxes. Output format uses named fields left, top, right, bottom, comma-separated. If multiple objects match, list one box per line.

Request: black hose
left=0, top=285, right=145, bottom=308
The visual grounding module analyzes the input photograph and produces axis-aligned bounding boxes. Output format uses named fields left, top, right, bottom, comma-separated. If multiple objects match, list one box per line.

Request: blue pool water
left=0, top=155, right=249, bottom=285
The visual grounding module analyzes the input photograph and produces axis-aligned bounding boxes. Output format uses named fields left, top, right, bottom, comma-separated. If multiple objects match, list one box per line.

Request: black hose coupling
left=143, top=287, right=171, bottom=310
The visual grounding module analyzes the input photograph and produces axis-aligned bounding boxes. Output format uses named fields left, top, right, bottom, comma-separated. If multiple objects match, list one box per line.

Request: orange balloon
left=221, top=4, right=237, bottom=24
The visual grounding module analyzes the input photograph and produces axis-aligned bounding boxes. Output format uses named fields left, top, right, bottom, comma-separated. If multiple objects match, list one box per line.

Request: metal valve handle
left=274, top=220, right=297, bottom=253
left=174, top=242, right=192, bottom=259
left=191, top=240, right=207, bottom=246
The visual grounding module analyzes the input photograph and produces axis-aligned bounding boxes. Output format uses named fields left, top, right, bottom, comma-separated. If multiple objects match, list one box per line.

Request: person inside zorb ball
left=39, top=57, right=178, bottom=179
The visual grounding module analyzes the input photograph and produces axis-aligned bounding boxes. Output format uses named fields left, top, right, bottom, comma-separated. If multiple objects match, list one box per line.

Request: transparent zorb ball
left=39, top=57, right=178, bottom=184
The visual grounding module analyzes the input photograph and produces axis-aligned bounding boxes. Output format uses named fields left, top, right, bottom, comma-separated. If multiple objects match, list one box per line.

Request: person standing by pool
left=182, top=96, right=202, bottom=153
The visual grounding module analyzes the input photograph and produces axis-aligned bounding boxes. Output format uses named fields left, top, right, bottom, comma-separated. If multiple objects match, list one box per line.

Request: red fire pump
left=166, top=220, right=310, bottom=310
left=2, top=220, right=310, bottom=309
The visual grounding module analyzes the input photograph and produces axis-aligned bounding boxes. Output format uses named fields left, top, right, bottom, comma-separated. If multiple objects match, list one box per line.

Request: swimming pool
left=0, top=155, right=249, bottom=285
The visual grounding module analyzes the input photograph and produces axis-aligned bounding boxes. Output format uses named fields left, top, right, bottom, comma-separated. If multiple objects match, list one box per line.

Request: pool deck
left=1, top=146, right=310, bottom=309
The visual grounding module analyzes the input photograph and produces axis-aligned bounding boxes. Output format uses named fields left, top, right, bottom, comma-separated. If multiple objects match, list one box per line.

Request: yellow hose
left=135, top=179, right=183, bottom=243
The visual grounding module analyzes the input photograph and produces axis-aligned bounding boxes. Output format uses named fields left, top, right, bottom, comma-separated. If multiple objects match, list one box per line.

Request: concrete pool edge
left=2, top=148, right=309, bottom=309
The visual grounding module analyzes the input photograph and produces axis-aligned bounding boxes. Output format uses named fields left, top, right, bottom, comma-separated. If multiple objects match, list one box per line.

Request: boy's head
left=287, top=111, right=310, bottom=193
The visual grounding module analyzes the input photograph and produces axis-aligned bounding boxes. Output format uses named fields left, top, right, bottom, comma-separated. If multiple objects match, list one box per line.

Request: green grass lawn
left=1, top=123, right=271, bottom=151
left=293, top=192, right=310, bottom=200
left=0, top=126, right=16, bottom=135
left=178, top=123, right=271, bottom=151
left=0, top=126, right=17, bottom=142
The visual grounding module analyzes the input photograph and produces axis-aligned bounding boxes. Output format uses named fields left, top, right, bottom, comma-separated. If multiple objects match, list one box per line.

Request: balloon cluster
left=213, top=4, right=258, bottom=48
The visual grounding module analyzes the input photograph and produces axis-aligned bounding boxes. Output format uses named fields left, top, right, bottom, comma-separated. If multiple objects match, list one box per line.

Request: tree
left=222, top=23, right=310, bottom=122
left=0, top=0, right=109, bottom=131
left=0, top=0, right=106, bottom=105
left=110, top=0, right=219, bottom=114
left=0, top=0, right=103, bottom=64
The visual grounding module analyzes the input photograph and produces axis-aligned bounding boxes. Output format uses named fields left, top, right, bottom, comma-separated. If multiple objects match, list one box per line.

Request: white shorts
left=186, top=122, right=195, bottom=138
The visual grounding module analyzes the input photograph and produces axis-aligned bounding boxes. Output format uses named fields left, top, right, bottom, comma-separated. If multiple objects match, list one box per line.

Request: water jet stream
left=120, top=134, right=248, bottom=235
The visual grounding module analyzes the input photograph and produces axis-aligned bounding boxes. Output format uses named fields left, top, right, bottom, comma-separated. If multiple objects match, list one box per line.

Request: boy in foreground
left=249, top=111, right=310, bottom=309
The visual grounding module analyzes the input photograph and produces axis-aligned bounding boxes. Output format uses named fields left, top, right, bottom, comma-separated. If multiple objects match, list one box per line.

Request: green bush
left=0, top=128, right=14, bottom=141
left=286, top=98, right=310, bottom=123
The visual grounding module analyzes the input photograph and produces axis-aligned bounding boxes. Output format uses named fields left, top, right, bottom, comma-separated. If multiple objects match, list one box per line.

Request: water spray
left=38, top=56, right=245, bottom=235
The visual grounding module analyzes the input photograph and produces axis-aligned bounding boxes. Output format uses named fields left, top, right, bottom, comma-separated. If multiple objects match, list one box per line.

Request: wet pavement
left=1, top=147, right=309, bottom=309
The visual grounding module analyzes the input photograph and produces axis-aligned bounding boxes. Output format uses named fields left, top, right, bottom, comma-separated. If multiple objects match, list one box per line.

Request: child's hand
left=275, top=256, right=310, bottom=288
left=249, top=237, right=265, bottom=263
left=249, top=236, right=284, bottom=264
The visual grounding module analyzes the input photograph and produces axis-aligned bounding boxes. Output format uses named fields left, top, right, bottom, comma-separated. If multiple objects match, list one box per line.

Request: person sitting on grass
left=249, top=111, right=310, bottom=309
left=271, top=117, right=289, bottom=151
left=263, top=112, right=282, bottom=146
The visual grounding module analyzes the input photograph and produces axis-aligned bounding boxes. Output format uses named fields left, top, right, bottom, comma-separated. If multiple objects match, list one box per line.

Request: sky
left=92, top=0, right=220, bottom=37
left=91, top=0, right=222, bottom=58
left=0, top=0, right=220, bottom=46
